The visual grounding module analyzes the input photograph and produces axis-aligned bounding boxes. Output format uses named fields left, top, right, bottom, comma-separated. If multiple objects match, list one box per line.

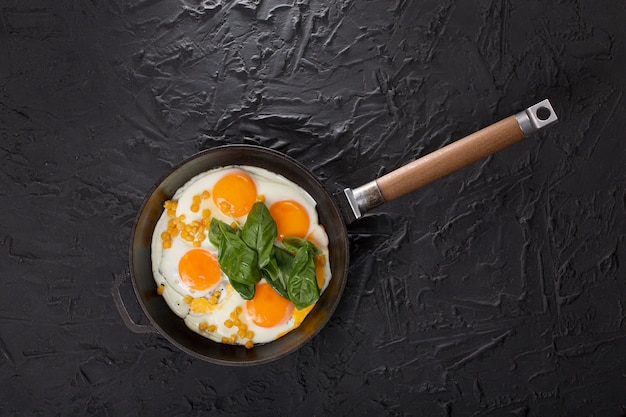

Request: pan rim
left=128, top=144, right=349, bottom=366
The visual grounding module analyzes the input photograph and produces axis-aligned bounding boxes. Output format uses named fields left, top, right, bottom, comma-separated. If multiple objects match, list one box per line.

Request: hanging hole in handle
left=536, top=106, right=552, bottom=121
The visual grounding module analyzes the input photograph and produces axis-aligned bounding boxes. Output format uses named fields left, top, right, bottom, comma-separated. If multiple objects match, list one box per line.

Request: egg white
left=151, top=165, right=332, bottom=346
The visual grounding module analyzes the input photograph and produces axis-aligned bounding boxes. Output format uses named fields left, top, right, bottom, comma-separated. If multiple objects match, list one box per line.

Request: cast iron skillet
left=119, top=100, right=558, bottom=366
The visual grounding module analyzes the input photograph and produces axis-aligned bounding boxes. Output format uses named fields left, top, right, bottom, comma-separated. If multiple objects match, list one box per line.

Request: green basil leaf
left=213, top=219, right=261, bottom=287
left=287, top=246, right=320, bottom=310
left=261, top=246, right=293, bottom=300
left=208, top=217, right=226, bottom=248
left=282, top=236, right=322, bottom=256
left=230, top=280, right=255, bottom=300
left=241, top=202, right=277, bottom=268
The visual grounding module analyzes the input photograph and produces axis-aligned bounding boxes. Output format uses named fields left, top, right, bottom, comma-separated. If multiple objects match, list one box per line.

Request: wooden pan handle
left=340, top=100, right=558, bottom=224
left=377, top=115, right=523, bottom=202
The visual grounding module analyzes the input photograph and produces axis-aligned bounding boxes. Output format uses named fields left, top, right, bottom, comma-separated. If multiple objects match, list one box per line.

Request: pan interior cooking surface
left=129, top=145, right=349, bottom=365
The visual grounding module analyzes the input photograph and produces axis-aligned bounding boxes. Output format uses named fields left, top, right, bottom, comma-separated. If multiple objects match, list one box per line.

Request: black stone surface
left=1, top=0, right=625, bottom=416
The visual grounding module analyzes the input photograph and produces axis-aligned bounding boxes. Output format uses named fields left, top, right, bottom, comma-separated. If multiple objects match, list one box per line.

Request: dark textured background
left=1, top=0, right=625, bottom=416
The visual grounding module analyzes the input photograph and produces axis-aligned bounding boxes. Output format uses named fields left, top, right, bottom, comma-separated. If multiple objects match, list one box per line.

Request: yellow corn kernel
left=208, top=325, right=217, bottom=332
left=201, top=218, right=211, bottom=226
left=193, top=240, right=201, bottom=247
left=233, top=318, right=241, bottom=327
left=171, top=202, right=178, bottom=210
left=201, top=190, right=210, bottom=199
left=202, top=208, right=211, bottom=218
left=190, top=297, right=210, bottom=313
left=229, top=334, right=237, bottom=344
left=224, top=319, right=233, bottom=328
left=181, top=233, right=194, bottom=242
left=257, top=194, right=265, bottom=203
left=190, top=204, right=200, bottom=213
left=208, top=295, right=218, bottom=305
left=214, top=291, right=221, bottom=298
left=229, top=311, right=238, bottom=320
left=198, top=321, right=209, bottom=331
left=245, top=340, right=254, bottom=349
left=230, top=221, right=237, bottom=229
left=160, top=231, right=171, bottom=241
left=235, top=306, right=242, bottom=315
left=183, top=295, right=193, bottom=305
left=157, top=284, right=165, bottom=295
left=162, top=240, right=172, bottom=249
left=169, top=228, right=179, bottom=237
left=237, top=328, right=247, bottom=338
left=167, top=209, right=176, bottom=218
left=178, top=214, right=186, bottom=221
left=246, top=330, right=254, bottom=339
left=221, top=336, right=229, bottom=344
left=192, top=195, right=201, bottom=204
left=238, top=323, right=248, bottom=332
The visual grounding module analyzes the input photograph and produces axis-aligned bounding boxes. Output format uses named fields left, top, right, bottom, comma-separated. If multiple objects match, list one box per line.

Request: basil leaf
left=261, top=246, right=293, bottom=300
left=241, top=202, right=277, bottom=268
left=282, top=236, right=322, bottom=256
left=212, top=219, right=261, bottom=287
left=287, top=246, right=320, bottom=310
left=230, top=280, right=255, bottom=300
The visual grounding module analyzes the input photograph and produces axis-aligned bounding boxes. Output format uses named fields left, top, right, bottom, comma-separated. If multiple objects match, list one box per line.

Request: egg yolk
left=246, top=283, right=294, bottom=328
left=269, top=200, right=310, bottom=240
left=212, top=172, right=257, bottom=217
left=178, top=249, right=221, bottom=291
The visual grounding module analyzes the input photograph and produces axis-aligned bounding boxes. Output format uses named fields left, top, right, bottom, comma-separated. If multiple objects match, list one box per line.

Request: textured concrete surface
left=1, top=0, right=625, bottom=415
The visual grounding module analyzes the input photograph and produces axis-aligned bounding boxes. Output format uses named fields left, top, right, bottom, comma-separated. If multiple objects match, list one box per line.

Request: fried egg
left=151, top=165, right=331, bottom=348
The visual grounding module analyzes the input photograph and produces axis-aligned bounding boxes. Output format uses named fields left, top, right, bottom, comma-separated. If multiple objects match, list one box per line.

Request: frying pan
left=115, top=100, right=558, bottom=366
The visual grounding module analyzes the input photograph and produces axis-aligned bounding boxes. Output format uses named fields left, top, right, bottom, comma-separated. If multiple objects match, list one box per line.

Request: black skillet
left=117, top=100, right=557, bottom=366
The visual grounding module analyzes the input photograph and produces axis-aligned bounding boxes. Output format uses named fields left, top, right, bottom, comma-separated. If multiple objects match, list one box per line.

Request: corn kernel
left=157, top=284, right=165, bottom=295
left=238, top=323, right=248, bottom=332
left=237, top=329, right=247, bottom=338
left=183, top=295, right=193, bottom=304
left=201, top=190, right=210, bottom=199
left=190, top=204, right=200, bottom=213
left=202, top=208, right=211, bottom=218
left=160, top=231, right=170, bottom=241
left=233, top=318, right=241, bottom=327
left=167, top=209, right=176, bottom=218
left=208, top=296, right=218, bottom=305
left=257, top=194, right=265, bottom=203
left=171, top=202, right=178, bottom=210
left=193, top=240, right=201, bottom=247
left=221, top=336, right=229, bottom=344
left=229, top=311, right=238, bottom=320
left=235, top=306, right=242, bottom=315
left=230, top=221, right=237, bottom=229
left=245, top=340, right=254, bottom=349
left=163, top=201, right=171, bottom=209
left=224, top=319, right=233, bottom=328
left=246, top=330, right=254, bottom=339
left=162, top=240, right=171, bottom=249
left=208, top=325, right=217, bottom=332
left=192, top=195, right=201, bottom=204
left=169, top=228, right=179, bottom=237
left=190, top=297, right=210, bottom=313
left=198, top=321, right=208, bottom=331
left=229, top=334, right=237, bottom=343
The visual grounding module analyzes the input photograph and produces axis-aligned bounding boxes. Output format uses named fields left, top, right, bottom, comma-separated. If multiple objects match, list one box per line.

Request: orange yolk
left=246, top=283, right=294, bottom=328
left=178, top=249, right=221, bottom=291
left=269, top=200, right=310, bottom=240
left=212, top=172, right=257, bottom=217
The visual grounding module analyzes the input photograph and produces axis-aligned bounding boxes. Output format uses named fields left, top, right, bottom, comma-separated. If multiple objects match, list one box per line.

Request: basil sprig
left=208, top=202, right=323, bottom=309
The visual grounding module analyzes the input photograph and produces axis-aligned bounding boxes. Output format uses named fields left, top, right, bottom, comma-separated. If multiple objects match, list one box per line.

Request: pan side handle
left=111, top=272, right=158, bottom=334
left=350, top=99, right=558, bottom=213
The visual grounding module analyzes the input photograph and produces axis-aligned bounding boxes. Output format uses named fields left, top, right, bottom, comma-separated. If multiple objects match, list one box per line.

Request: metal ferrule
left=343, top=180, right=385, bottom=220
left=515, top=99, right=558, bottom=137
